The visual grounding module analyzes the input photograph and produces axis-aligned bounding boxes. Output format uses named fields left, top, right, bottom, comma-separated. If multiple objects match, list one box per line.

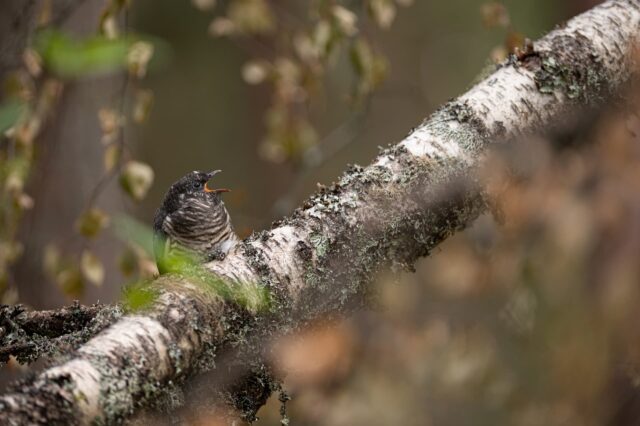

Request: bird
left=153, top=170, right=238, bottom=273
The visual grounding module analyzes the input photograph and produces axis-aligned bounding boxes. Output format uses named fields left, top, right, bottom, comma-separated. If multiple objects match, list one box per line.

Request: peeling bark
left=1, top=0, right=640, bottom=424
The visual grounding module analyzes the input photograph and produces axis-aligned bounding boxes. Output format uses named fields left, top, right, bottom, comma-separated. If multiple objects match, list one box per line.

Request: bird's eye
left=193, top=182, right=202, bottom=190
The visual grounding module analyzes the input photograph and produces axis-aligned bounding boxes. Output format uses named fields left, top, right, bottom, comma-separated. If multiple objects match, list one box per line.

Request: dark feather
left=153, top=170, right=237, bottom=273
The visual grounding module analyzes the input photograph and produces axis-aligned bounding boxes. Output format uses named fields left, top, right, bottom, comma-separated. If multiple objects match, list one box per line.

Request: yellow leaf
left=120, top=161, right=154, bottom=201
left=242, top=61, right=269, bottom=85
left=76, top=208, right=110, bottom=239
left=133, top=89, right=154, bottom=123
left=127, top=41, right=154, bottom=79
left=81, top=250, right=105, bottom=286
left=104, top=144, right=120, bottom=172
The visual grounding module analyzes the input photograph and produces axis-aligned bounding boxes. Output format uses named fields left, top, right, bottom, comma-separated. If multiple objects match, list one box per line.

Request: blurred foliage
left=481, top=1, right=527, bottom=64
left=0, top=0, right=420, bottom=303
left=0, top=0, right=161, bottom=302
left=32, top=29, right=168, bottom=80
left=201, top=0, right=414, bottom=165
left=0, top=100, right=25, bottom=134
left=33, top=30, right=130, bottom=78
left=0, top=76, right=61, bottom=303
left=253, top=105, right=640, bottom=425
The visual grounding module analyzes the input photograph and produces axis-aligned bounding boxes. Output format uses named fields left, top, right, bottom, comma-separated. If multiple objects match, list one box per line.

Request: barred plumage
left=153, top=170, right=238, bottom=273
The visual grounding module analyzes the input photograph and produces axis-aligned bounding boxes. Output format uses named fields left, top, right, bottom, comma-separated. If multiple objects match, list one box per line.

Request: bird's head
left=171, top=170, right=229, bottom=197
left=155, top=170, right=230, bottom=226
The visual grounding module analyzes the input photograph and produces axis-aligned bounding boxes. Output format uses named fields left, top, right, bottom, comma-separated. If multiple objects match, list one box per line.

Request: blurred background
left=6, top=1, right=640, bottom=425
left=1, top=0, right=590, bottom=308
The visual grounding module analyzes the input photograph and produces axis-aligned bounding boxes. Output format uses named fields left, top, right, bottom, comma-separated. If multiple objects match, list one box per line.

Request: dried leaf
left=313, top=20, right=332, bottom=57
left=350, top=38, right=388, bottom=99
left=191, top=0, right=216, bottom=11
left=293, top=33, right=319, bottom=64
left=133, top=89, right=154, bottom=123
left=127, top=41, right=154, bottom=79
left=369, top=0, right=397, bottom=29
left=76, top=208, right=110, bottom=239
left=104, top=144, right=121, bottom=172
left=43, top=244, right=61, bottom=276
left=81, top=250, right=105, bottom=286
left=242, top=61, right=269, bottom=85
left=56, top=266, right=84, bottom=298
left=228, top=0, right=275, bottom=35
left=481, top=2, right=510, bottom=29
left=98, top=108, right=123, bottom=145
left=15, top=193, right=34, bottom=210
left=120, top=161, right=154, bottom=201
left=505, top=30, right=526, bottom=55
left=23, top=49, right=42, bottom=77
left=332, top=5, right=358, bottom=37
left=208, top=18, right=236, bottom=36
left=0, top=242, right=23, bottom=266
left=101, top=15, right=119, bottom=39
left=38, top=0, right=52, bottom=26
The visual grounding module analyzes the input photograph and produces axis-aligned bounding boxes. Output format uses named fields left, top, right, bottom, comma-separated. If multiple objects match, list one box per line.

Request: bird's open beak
left=204, top=170, right=231, bottom=193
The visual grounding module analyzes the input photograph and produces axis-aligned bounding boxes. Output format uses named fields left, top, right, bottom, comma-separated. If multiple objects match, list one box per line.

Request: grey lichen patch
left=167, top=343, right=185, bottom=375
left=448, top=100, right=475, bottom=123
left=2, top=371, right=82, bottom=425
left=425, top=103, right=490, bottom=154
left=337, top=163, right=394, bottom=190
left=527, top=33, right=607, bottom=103
left=303, top=186, right=358, bottom=221
left=224, top=364, right=280, bottom=423
left=241, top=236, right=270, bottom=278
left=0, top=303, right=123, bottom=366
left=309, top=232, right=329, bottom=258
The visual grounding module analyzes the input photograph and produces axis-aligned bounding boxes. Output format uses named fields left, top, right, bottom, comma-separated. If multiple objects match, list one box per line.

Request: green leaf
left=0, top=100, right=25, bottom=134
left=34, top=29, right=129, bottom=77
left=33, top=30, right=170, bottom=79
left=113, top=214, right=155, bottom=258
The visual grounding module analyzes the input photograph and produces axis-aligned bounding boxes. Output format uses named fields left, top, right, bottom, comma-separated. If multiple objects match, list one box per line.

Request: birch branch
left=0, top=303, right=122, bottom=364
left=2, top=0, right=640, bottom=424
